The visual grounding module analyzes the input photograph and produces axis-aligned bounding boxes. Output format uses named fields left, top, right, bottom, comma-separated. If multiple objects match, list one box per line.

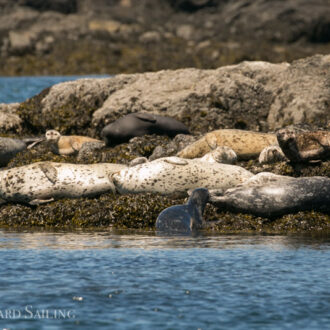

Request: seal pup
left=177, top=129, right=278, bottom=160
left=101, top=112, right=190, bottom=146
left=276, top=128, right=330, bottom=163
left=156, top=188, right=209, bottom=233
left=0, top=136, right=43, bottom=167
left=0, top=161, right=126, bottom=204
left=45, top=130, right=104, bottom=155
left=209, top=172, right=330, bottom=218
left=112, top=156, right=253, bottom=195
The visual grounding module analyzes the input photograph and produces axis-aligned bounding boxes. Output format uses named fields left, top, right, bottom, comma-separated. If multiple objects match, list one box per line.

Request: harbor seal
left=156, top=188, right=209, bottom=233
left=209, top=172, right=330, bottom=218
left=0, top=161, right=126, bottom=204
left=101, top=112, right=190, bottom=146
left=45, top=130, right=104, bottom=155
left=0, top=136, right=43, bottom=167
left=276, top=128, right=330, bottom=163
left=177, top=129, right=278, bottom=160
left=112, top=156, right=253, bottom=195
left=199, top=146, right=238, bottom=164
left=258, top=145, right=286, bottom=164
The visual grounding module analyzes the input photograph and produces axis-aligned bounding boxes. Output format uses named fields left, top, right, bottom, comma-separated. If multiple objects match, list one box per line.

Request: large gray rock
left=92, top=54, right=329, bottom=132
left=267, top=55, right=330, bottom=130
left=15, top=54, right=330, bottom=136
left=0, top=103, right=22, bottom=132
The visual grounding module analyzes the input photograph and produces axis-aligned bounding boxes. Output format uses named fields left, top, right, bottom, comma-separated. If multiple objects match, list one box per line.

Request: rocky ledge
left=0, top=55, right=329, bottom=233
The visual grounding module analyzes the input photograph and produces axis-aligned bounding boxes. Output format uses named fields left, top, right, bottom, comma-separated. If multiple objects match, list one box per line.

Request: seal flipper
left=205, top=133, right=218, bottom=150
left=129, top=157, right=148, bottom=166
left=38, top=162, right=58, bottom=184
left=135, top=113, right=157, bottom=123
left=70, top=140, right=81, bottom=153
left=25, top=137, right=45, bottom=149
left=259, top=146, right=286, bottom=164
left=163, top=157, right=188, bottom=165
left=29, top=198, right=55, bottom=205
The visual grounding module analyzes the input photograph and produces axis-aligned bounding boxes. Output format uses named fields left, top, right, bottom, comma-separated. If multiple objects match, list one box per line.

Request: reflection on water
left=0, top=230, right=329, bottom=250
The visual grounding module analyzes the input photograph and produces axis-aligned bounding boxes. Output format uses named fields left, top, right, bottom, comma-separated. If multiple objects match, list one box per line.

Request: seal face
left=112, top=156, right=253, bottom=195
left=276, top=128, right=330, bottom=163
left=177, top=129, right=278, bottom=160
left=209, top=173, right=330, bottom=217
left=156, top=188, right=209, bottom=233
left=0, top=162, right=125, bottom=204
left=45, top=129, right=103, bottom=155
left=101, top=112, right=190, bottom=146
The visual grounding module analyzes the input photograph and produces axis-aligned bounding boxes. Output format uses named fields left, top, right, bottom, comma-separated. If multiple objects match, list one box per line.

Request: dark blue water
left=0, top=75, right=108, bottom=103
left=0, top=231, right=329, bottom=330
left=1, top=77, right=330, bottom=329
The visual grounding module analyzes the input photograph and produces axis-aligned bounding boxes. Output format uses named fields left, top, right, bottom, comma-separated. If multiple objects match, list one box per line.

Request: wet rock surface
left=0, top=0, right=330, bottom=75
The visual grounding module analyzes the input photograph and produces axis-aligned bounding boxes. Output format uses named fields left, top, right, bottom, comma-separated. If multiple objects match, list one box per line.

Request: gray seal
left=101, top=112, right=190, bottom=146
left=0, top=137, right=43, bottom=167
left=156, top=188, right=209, bottom=233
left=209, top=173, right=330, bottom=218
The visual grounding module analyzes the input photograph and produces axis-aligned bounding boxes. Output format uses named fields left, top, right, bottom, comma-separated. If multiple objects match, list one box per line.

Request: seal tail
left=176, top=137, right=210, bottom=158
left=23, top=137, right=45, bottom=149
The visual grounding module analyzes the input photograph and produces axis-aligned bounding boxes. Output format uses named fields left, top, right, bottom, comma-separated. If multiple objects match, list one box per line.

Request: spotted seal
left=0, top=136, right=43, bottom=167
left=276, top=128, right=330, bottom=163
left=45, top=130, right=104, bottom=155
left=0, top=162, right=126, bottom=204
left=156, top=188, right=209, bottom=233
left=101, top=112, right=190, bottom=146
left=209, top=172, right=330, bottom=217
left=199, top=146, right=238, bottom=164
left=112, top=156, right=253, bottom=195
left=177, top=129, right=278, bottom=160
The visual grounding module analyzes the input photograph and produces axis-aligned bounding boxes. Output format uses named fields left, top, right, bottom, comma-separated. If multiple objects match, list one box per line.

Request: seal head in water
left=156, top=188, right=209, bottom=232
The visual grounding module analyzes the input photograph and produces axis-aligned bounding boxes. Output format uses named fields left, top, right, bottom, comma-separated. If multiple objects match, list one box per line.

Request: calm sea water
left=0, top=75, right=109, bottom=103
left=0, top=231, right=329, bottom=330
left=0, top=77, right=330, bottom=329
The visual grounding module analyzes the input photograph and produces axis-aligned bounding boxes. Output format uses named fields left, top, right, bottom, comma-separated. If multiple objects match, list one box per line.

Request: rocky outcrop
left=0, top=103, right=22, bottom=133
left=13, top=55, right=330, bottom=138
left=267, top=55, right=330, bottom=129
left=1, top=54, right=329, bottom=232
left=0, top=0, right=329, bottom=75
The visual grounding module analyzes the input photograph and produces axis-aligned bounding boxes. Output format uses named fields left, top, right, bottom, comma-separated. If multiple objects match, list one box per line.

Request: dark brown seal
left=277, top=128, right=330, bottom=163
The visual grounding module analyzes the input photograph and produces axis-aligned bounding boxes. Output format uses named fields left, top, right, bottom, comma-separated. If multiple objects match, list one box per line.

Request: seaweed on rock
left=0, top=195, right=328, bottom=233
